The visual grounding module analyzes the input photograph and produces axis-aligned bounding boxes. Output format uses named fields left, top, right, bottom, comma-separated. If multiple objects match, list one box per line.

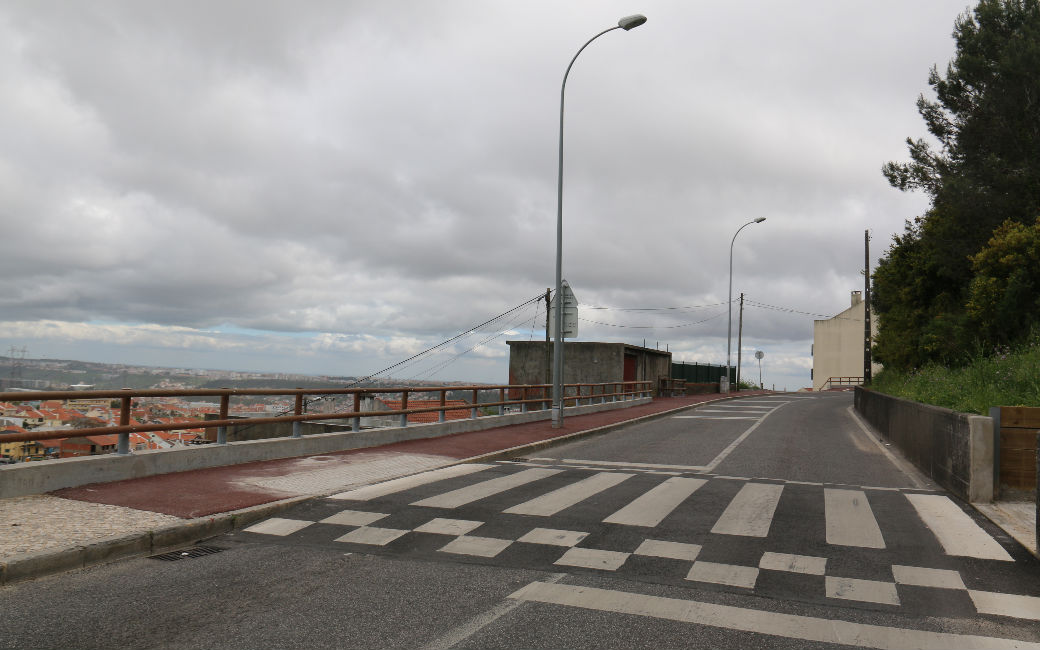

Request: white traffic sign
left=548, top=280, right=579, bottom=338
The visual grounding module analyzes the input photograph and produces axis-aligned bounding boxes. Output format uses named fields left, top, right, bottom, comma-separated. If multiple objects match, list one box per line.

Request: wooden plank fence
left=995, top=406, right=1040, bottom=493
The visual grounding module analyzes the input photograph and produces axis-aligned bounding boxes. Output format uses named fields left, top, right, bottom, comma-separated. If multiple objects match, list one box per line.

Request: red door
left=623, top=355, right=637, bottom=382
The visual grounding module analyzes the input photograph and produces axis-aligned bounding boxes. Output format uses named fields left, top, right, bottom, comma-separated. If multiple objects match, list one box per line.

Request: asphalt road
left=3, top=393, right=1039, bottom=649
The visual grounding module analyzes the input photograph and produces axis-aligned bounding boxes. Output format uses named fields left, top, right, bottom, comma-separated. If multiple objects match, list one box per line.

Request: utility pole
left=736, top=293, right=745, bottom=390
left=864, top=230, right=872, bottom=384
left=544, top=288, right=552, bottom=389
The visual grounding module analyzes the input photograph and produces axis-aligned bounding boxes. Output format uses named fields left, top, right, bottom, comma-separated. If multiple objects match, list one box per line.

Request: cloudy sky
left=1, top=1, right=969, bottom=389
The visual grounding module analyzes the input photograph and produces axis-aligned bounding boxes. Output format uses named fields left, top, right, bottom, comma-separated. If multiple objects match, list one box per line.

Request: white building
left=811, top=291, right=881, bottom=391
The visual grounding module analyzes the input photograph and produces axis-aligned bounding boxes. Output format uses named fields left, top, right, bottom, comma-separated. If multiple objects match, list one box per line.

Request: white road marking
left=554, top=547, right=630, bottom=571
left=419, top=573, right=567, bottom=650
left=412, top=468, right=561, bottom=509
left=561, top=458, right=706, bottom=471
left=891, top=565, right=965, bottom=590
left=633, top=539, right=702, bottom=562
left=711, top=483, right=784, bottom=537
left=413, top=518, right=484, bottom=536
left=318, top=510, right=388, bottom=527
left=509, top=582, right=1040, bottom=649
left=243, top=518, right=313, bottom=536
left=824, top=489, right=886, bottom=548
left=504, top=472, right=633, bottom=516
left=334, top=526, right=409, bottom=546
left=826, top=576, right=900, bottom=606
left=969, top=590, right=1040, bottom=621
left=674, top=416, right=760, bottom=420
left=438, top=535, right=513, bottom=557
left=687, top=561, right=759, bottom=588
left=516, top=528, right=588, bottom=547
left=759, top=552, right=827, bottom=575
left=603, top=477, right=707, bottom=527
left=329, top=463, right=495, bottom=501
left=701, top=402, right=790, bottom=471
left=905, top=493, right=1014, bottom=561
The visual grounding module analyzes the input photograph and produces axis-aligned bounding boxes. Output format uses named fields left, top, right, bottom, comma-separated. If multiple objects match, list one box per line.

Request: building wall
left=812, top=293, right=881, bottom=391
left=506, top=341, right=672, bottom=396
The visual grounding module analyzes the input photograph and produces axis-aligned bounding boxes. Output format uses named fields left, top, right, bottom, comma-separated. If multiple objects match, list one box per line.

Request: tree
left=966, top=217, right=1040, bottom=345
left=874, top=0, right=1040, bottom=369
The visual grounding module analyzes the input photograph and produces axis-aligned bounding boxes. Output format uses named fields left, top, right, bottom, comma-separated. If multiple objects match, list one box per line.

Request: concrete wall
left=0, top=396, right=651, bottom=499
left=855, top=387, right=993, bottom=502
left=812, top=293, right=881, bottom=391
left=507, top=341, right=671, bottom=396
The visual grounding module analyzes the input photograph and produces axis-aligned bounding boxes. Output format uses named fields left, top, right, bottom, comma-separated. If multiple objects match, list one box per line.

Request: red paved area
left=53, top=392, right=771, bottom=518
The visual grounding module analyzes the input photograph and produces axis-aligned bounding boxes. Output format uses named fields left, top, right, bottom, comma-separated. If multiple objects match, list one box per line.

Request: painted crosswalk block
left=238, top=462, right=1038, bottom=622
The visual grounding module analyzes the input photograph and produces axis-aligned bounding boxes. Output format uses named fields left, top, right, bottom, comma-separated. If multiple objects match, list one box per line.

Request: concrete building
left=811, top=291, right=881, bottom=391
left=506, top=341, right=672, bottom=397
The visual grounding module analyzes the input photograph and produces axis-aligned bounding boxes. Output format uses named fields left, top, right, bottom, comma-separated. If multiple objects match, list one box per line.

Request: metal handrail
left=0, top=381, right=653, bottom=447
left=823, top=376, right=863, bottom=389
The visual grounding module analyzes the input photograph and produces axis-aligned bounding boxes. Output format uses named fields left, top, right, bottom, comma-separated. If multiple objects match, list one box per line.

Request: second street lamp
left=725, top=217, right=765, bottom=393
left=552, top=14, right=646, bottom=429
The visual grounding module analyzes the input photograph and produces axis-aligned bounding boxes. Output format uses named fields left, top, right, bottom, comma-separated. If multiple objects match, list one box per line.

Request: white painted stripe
left=892, top=565, right=965, bottom=590
left=825, top=489, right=885, bottom=549
left=674, top=416, right=760, bottom=420
left=969, top=590, right=1040, bottom=621
left=702, top=403, right=790, bottom=471
left=687, top=561, right=759, bottom=588
left=604, top=477, right=707, bottom=527
left=504, top=472, right=633, bottom=516
left=507, top=582, right=1040, bottom=649
left=412, top=468, right=561, bottom=508
left=759, top=552, right=827, bottom=575
left=329, top=463, right=494, bottom=501
left=826, top=576, right=900, bottom=606
left=905, top=493, right=1014, bottom=561
left=711, top=483, right=784, bottom=537
left=562, top=458, right=706, bottom=471
left=688, top=409, right=765, bottom=414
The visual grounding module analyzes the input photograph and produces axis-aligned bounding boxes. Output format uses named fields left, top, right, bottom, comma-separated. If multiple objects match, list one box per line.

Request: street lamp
left=552, top=14, right=647, bottom=429
left=725, top=217, right=766, bottom=393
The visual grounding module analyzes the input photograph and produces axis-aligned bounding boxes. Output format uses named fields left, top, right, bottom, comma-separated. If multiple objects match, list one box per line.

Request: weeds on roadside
left=870, top=331, right=1040, bottom=414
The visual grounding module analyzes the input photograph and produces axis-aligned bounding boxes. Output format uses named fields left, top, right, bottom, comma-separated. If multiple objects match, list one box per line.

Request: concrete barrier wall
left=0, top=397, right=651, bottom=499
left=854, top=387, right=993, bottom=503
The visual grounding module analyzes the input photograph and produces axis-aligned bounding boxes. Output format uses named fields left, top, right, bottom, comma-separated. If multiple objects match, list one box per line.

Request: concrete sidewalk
left=0, top=391, right=765, bottom=585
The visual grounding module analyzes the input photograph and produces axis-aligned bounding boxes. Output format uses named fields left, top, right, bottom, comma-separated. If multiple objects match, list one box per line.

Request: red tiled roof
left=379, top=399, right=472, bottom=424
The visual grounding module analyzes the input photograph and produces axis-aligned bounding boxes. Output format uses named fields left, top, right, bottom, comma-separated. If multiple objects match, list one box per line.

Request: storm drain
left=149, top=545, right=226, bottom=561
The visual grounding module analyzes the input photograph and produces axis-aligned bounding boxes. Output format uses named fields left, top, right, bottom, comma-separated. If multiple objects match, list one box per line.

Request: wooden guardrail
left=992, top=406, right=1040, bottom=493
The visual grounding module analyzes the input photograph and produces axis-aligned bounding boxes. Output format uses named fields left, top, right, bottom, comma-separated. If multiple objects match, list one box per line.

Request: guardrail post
left=292, top=391, right=304, bottom=438
left=400, top=390, right=409, bottom=428
left=439, top=390, right=447, bottom=423
left=498, top=388, right=505, bottom=415
left=353, top=392, right=362, bottom=432
left=471, top=389, right=479, bottom=419
left=217, top=393, right=230, bottom=444
left=521, top=387, right=528, bottom=413
left=116, top=393, right=131, bottom=455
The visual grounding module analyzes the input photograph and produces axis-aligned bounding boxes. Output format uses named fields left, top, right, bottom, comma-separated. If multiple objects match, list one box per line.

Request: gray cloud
left=0, top=0, right=966, bottom=387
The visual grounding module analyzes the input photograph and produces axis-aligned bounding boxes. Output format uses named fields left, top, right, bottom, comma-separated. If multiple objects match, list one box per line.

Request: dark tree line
left=874, top=0, right=1040, bottom=369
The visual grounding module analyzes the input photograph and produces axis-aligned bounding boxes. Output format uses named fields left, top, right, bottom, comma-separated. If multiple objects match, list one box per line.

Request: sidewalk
left=1, top=391, right=762, bottom=585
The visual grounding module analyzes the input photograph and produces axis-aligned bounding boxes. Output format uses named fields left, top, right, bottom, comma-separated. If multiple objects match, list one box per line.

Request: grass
left=869, top=334, right=1040, bottom=414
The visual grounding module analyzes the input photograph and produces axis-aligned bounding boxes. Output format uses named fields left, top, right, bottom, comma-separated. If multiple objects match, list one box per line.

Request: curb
left=0, top=495, right=311, bottom=586
left=0, top=392, right=769, bottom=586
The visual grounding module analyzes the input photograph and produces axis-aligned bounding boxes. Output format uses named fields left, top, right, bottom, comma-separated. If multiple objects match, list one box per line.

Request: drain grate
left=149, top=545, right=226, bottom=561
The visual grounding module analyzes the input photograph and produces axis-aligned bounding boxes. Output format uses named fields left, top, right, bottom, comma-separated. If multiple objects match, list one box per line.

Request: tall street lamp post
left=552, top=14, right=647, bottom=429
left=725, top=217, right=766, bottom=393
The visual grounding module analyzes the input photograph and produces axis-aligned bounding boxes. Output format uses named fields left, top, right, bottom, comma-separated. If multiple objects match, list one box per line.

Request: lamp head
left=754, top=217, right=766, bottom=223
left=618, top=14, right=647, bottom=30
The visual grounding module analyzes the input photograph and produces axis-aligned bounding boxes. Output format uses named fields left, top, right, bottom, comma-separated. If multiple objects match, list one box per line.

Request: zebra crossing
left=237, top=460, right=1039, bottom=621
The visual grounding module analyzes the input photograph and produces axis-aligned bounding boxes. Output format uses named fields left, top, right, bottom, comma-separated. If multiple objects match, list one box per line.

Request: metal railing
left=823, top=376, right=863, bottom=389
left=0, top=381, right=652, bottom=454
